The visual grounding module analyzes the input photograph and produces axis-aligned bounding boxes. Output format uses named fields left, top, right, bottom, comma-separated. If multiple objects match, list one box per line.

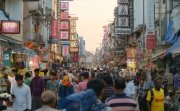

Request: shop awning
left=151, top=50, right=167, bottom=60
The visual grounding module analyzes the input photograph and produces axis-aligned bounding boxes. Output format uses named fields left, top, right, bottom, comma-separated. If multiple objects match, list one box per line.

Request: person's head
left=82, top=72, right=89, bottom=80
left=11, top=68, right=18, bottom=75
left=154, top=77, right=162, bottom=90
left=125, top=74, right=131, bottom=82
left=34, top=68, right=40, bottom=76
left=139, top=79, right=144, bottom=86
left=50, top=72, right=57, bottom=80
left=15, top=74, right=24, bottom=87
left=87, top=79, right=105, bottom=98
left=114, top=77, right=126, bottom=91
left=102, top=75, right=113, bottom=86
left=25, top=72, right=31, bottom=78
left=41, top=90, right=57, bottom=108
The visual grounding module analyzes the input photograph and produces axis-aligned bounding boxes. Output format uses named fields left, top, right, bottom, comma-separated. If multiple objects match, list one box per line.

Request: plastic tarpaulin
left=165, top=20, right=177, bottom=44
left=165, top=36, right=180, bottom=56
left=13, top=47, right=37, bottom=57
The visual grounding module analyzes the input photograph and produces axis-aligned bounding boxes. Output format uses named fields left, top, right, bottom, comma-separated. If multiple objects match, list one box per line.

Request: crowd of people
left=0, top=64, right=179, bottom=111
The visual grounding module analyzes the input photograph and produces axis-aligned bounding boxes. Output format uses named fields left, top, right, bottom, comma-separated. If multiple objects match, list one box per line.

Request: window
left=0, top=0, right=5, bottom=11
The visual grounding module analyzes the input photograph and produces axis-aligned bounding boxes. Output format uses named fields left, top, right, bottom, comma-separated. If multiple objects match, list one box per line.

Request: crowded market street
left=0, top=0, right=180, bottom=111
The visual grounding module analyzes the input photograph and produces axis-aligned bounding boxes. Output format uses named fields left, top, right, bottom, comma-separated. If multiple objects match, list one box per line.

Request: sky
left=69, top=0, right=116, bottom=53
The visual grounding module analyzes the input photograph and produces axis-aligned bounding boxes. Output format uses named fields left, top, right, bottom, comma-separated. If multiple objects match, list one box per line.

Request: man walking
left=11, top=74, right=31, bottom=111
left=30, top=68, right=45, bottom=110
left=106, top=77, right=137, bottom=111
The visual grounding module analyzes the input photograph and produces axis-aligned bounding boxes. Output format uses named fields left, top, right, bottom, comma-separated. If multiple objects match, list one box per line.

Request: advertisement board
left=62, top=45, right=70, bottom=56
left=1, top=21, right=20, bottom=34
left=70, top=47, right=79, bottom=52
left=115, top=28, right=131, bottom=34
left=115, top=17, right=129, bottom=27
left=60, top=31, right=69, bottom=40
left=70, top=41, right=78, bottom=48
left=117, top=4, right=129, bottom=16
left=61, top=2, right=69, bottom=10
left=147, top=35, right=155, bottom=50
left=60, top=21, right=69, bottom=30
left=70, top=34, right=76, bottom=40
left=61, top=12, right=69, bottom=20
left=51, top=19, right=58, bottom=38
left=118, top=0, right=129, bottom=4
left=146, top=0, right=155, bottom=34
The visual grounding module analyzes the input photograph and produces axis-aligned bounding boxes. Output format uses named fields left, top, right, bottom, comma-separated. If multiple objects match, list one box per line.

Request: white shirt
left=125, top=81, right=135, bottom=98
left=8, top=76, right=17, bottom=93
left=12, top=84, right=32, bottom=111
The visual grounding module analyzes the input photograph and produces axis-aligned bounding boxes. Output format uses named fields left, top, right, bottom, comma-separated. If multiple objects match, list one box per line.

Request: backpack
left=62, top=89, right=107, bottom=111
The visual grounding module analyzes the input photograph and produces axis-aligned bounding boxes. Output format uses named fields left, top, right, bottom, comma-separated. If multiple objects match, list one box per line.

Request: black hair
left=50, top=72, right=57, bottom=76
left=114, top=77, right=126, bottom=90
left=87, top=79, right=105, bottom=97
left=34, top=68, right=40, bottom=73
left=15, top=74, right=23, bottom=81
left=82, top=72, right=89, bottom=79
left=25, top=72, right=31, bottom=78
left=11, top=68, right=18, bottom=73
left=102, top=75, right=113, bottom=86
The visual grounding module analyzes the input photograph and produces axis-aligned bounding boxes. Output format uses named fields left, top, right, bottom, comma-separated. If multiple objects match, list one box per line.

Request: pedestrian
left=173, top=69, right=180, bottom=91
left=106, top=77, right=137, bottom=111
left=136, top=78, right=147, bottom=111
left=8, top=68, right=18, bottom=93
left=57, top=73, right=74, bottom=109
left=87, top=78, right=112, bottom=111
left=11, top=74, right=31, bottom=111
left=146, top=77, right=165, bottom=111
left=77, top=71, right=89, bottom=92
left=35, top=90, right=58, bottom=111
left=46, top=72, right=59, bottom=94
left=101, top=75, right=115, bottom=103
left=30, top=68, right=45, bottom=110
left=24, top=71, right=31, bottom=86
left=124, top=74, right=136, bottom=98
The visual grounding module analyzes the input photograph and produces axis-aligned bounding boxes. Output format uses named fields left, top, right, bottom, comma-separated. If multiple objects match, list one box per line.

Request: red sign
left=62, top=45, right=70, bottom=57
left=147, top=35, right=155, bottom=49
left=73, top=52, right=78, bottom=62
left=51, top=19, right=58, bottom=38
left=1, top=20, right=20, bottom=34
left=61, top=12, right=69, bottom=20
left=60, top=21, right=69, bottom=30
left=61, top=2, right=69, bottom=10
left=60, top=31, right=69, bottom=40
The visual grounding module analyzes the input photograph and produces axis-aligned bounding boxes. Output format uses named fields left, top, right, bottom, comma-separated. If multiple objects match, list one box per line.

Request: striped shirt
left=105, top=93, right=137, bottom=111
left=102, top=86, right=115, bottom=103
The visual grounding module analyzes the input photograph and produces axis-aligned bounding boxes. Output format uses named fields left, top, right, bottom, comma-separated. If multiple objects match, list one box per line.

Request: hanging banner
left=61, top=2, right=69, bottom=10
left=62, top=45, right=70, bottom=57
left=60, top=21, right=69, bottom=30
left=60, top=31, right=69, bottom=40
left=51, top=19, right=58, bottom=38
left=147, top=35, right=155, bottom=49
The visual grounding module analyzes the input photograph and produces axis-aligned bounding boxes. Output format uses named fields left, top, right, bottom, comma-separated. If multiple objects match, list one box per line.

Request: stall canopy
left=13, top=47, right=37, bottom=57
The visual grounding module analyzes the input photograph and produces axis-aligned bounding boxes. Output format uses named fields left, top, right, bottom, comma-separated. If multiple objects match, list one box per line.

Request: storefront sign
left=1, top=21, right=20, bottom=34
left=117, top=4, right=129, bottom=16
left=61, top=12, right=69, bottom=20
left=70, top=47, right=79, bottom=52
left=70, top=41, right=78, bottom=48
left=147, top=35, right=155, bottom=49
left=60, top=21, right=69, bottom=30
left=60, top=41, right=70, bottom=45
left=70, top=28, right=76, bottom=34
left=60, top=31, right=69, bottom=40
left=70, top=34, right=76, bottom=40
left=51, top=19, right=58, bottom=38
left=61, top=2, right=69, bottom=10
left=115, top=28, right=131, bottom=34
left=115, top=17, right=129, bottom=27
left=62, top=45, right=70, bottom=56
left=146, top=0, right=155, bottom=34
left=118, top=0, right=129, bottom=4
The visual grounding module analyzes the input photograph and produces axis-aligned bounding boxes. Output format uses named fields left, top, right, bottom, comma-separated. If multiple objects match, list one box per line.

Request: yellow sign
left=70, top=47, right=79, bottom=52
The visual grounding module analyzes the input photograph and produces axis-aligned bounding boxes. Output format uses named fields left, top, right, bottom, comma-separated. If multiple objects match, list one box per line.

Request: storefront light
left=29, top=61, right=33, bottom=66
